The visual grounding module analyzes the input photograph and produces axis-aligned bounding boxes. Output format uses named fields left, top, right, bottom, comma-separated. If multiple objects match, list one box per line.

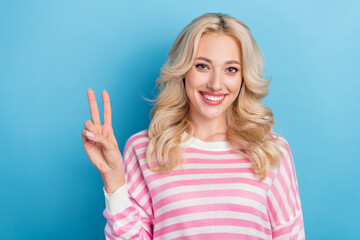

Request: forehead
left=195, top=33, right=241, bottom=62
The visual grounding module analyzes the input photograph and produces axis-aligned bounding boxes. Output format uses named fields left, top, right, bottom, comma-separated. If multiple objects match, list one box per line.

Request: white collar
left=180, top=131, right=231, bottom=151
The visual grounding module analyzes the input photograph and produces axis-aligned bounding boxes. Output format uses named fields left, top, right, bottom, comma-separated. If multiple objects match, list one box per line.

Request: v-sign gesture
left=81, top=89, right=125, bottom=193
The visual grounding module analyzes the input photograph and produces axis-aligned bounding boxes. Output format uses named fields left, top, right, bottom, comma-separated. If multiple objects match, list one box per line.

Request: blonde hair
left=146, top=12, right=284, bottom=181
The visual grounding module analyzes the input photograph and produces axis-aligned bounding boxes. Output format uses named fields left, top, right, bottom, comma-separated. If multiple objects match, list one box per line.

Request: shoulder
left=270, top=132, right=296, bottom=172
left=270, top=131, right=291, bottom=150
left=123, top=129, right=150, bottom=154
left=270, top=132, right=293, bottom=164
left=127, top=129, right=150, bottom=142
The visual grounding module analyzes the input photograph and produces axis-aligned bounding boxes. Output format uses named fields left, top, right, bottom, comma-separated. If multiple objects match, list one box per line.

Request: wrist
left=101, top=170, right=126, bottom=194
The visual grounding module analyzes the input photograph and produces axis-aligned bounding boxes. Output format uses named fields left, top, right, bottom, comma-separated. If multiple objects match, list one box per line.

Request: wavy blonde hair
left=146, top=12, right=284, bottom=181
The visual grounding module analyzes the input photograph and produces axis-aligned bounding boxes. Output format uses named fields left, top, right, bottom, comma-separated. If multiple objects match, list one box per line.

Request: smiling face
left=184, top=32, right=242, bottom=126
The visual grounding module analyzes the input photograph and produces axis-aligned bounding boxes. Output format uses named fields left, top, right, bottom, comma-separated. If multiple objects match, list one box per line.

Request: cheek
left=235, top=82, right=242, bottom=95
left=185, top=69, right=208, bottom=89
left=185, top=84, right=192, bottom=100
left=227, top=81, right=242, bottom=106
left=184, top=79, right=196, bottom=101
left=225, top=78, right=242, bottom=93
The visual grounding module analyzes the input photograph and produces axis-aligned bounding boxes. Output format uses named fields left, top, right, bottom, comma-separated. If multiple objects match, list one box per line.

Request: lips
left=199, top=91, right=227, bottom=105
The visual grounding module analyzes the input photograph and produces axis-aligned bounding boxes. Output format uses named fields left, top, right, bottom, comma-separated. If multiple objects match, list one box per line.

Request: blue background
left=1, top=0, right=359, bottom=239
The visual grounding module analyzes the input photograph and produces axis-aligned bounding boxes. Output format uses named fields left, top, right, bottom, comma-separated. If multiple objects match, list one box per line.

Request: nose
left=206, top=69, right=222, bottom=91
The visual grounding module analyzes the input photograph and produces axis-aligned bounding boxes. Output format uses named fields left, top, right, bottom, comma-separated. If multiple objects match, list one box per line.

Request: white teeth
left=201, top=93, right=225, bottom=101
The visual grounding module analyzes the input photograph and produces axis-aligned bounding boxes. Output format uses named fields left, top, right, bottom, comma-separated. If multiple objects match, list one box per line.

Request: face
left=184, top=32, right=242, bottom=124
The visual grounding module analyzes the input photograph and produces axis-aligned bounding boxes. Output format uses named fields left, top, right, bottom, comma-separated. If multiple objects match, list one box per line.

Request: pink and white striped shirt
left=103, top=130, right=305, bottom=239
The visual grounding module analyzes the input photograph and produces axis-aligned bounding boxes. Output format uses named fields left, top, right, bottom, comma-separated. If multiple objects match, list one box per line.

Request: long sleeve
left=267, top=135, right=305, bottom=239
left=102, top=134, right=154, bottom=239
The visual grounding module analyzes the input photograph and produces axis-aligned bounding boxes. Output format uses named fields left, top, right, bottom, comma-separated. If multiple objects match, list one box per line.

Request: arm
left=267, top=135, right=305, bottom=239
left=102, top=136, right=154, bottom=239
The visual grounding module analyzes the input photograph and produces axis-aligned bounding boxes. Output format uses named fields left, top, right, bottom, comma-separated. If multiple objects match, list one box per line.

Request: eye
left=195, top=64, right=209, bottom=70
left=227, top=67, right=238, bottom=73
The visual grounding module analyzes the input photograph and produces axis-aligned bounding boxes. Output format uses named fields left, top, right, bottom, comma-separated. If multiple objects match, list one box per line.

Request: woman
left=81, top=12, right=305, bottom=239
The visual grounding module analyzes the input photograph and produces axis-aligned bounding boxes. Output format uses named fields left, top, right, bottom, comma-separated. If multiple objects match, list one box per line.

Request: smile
left=199, top=91, right=227, bottom=105
left=201, top=93, right=224, bottom=101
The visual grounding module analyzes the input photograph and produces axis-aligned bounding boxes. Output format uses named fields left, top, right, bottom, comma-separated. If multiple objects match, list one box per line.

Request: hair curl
left=146, top=12, right=284, bottom=181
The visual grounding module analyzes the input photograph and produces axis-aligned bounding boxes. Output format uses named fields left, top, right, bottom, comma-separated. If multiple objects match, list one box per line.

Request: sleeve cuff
left=103, top=184, right=133, bottom=215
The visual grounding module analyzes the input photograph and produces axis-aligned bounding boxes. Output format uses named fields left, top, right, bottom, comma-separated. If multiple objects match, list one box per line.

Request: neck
left=188, top=113, right=228, bottom=142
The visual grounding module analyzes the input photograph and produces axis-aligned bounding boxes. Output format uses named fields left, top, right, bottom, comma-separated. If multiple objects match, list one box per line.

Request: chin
left=200, top=111, right=225, bottom=120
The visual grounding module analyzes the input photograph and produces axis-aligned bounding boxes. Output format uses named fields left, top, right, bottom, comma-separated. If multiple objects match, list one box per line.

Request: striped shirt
left=103, top=130, right=305, bottom=239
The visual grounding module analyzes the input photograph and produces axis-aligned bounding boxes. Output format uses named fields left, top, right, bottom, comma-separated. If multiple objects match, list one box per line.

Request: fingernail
left=102, top=90, right=107, bottom=92
left=86, top=131, right=95, bottom=138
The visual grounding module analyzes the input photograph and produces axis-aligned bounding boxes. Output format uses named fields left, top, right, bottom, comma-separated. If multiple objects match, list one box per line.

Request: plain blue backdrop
left=1, top=0, right=359, bottom=239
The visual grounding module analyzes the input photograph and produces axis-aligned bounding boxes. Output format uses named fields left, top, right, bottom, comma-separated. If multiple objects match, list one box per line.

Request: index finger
left=87, top=88, right=101, bottom=125
left=102, top=90, right=112, bottom=126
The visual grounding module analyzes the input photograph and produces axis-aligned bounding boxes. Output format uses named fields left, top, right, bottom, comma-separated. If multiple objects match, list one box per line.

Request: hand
left=81, top=89, right=124, bottom=177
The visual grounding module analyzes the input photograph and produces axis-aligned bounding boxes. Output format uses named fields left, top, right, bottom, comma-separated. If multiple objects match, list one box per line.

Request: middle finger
left=102, top=90, right=112, bottom=127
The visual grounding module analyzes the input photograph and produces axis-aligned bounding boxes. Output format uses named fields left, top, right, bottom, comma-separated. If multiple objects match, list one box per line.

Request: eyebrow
left=195, top=56, right=241, bottom=66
